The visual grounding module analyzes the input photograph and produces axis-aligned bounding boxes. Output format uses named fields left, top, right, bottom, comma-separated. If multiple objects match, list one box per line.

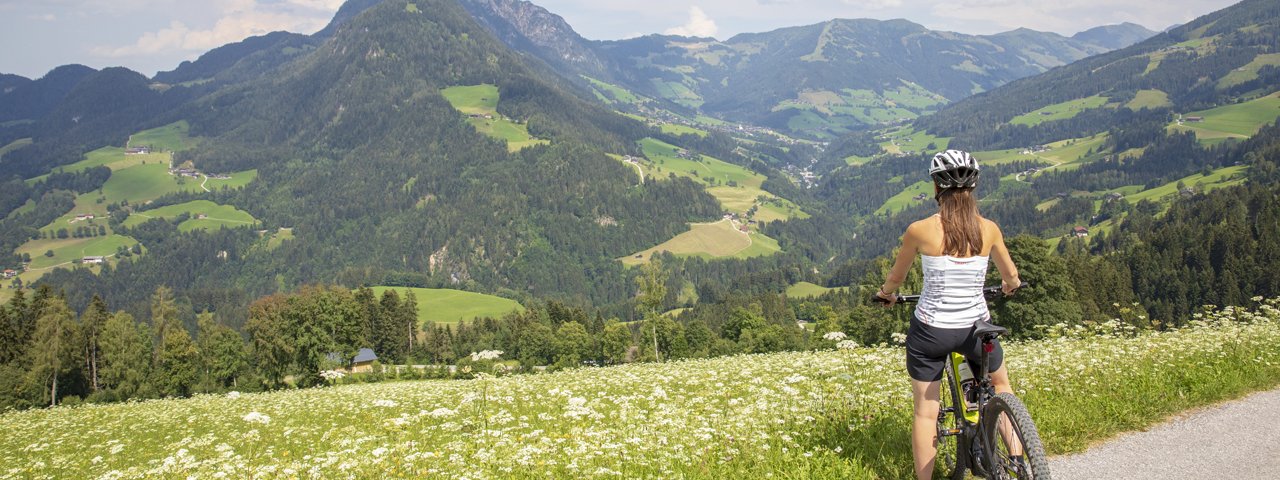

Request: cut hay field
left=620, top=219, right=780, bottom=266
left=4, top=302, right=1279, bottom=479
left=1009, top=95, right=1109, bottom=127
left=368, top=286, right=524, bottom=325
left=1171, top=92, right=1280, bottom=141
left=440, top=84, right=548, bottom=152
left=876, top=180, right=932, bottom=215
left=122, top=200, right=258, bottom=232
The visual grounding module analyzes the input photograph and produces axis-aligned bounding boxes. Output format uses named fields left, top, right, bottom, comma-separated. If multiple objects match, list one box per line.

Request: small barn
left=352, top=348, right=378, bottom=373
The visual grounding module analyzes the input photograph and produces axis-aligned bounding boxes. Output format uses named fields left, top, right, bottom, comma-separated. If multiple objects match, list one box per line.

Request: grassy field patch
left=368, top=286, right=524, bottom=325
left=639, top=138, right=805, bottom=221
left=1126, top=89, right=1172, bottom=110
left=620, top=219, right=779, bottom=266
left=130, top=121, right=195, bottom=152
left=122, top=200, right=257, bottom=232
left=16, top=234, right=139, bottom=271
left=1010, top=95, right=1109, bottom=127
left=1217, top=53, right=1280, bottom=90
left=0, top=138, right=31, bottom=158
left=1124, top=165, right=1248, bottom=206
left=1170, top=92, right=1280, bottom=141
left=660, top=123, right=708, bottom=137
left=582, top=76, right=641, bottom=105
left=876, top=180, right=933, bottom=215
left=879, top=126, right=950, bottom=155
left=441, top=84, right=548, bottom=152
left=786, top=281, right=850, bottom=298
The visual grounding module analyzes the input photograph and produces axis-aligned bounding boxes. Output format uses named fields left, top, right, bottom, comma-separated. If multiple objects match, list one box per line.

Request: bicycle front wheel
left=981, top=392, right=1050, bottom=480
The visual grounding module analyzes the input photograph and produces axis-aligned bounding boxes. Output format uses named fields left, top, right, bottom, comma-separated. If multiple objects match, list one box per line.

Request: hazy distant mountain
left=153, top=31, right=316, bottom=86
left=1071, top=22, right=1159, bottom=50
left=460, top=0, right=1155, bottom=138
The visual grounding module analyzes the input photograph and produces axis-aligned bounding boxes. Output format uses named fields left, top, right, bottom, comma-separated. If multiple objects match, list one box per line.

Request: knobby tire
left=981, top=392, right=1051, bottom=480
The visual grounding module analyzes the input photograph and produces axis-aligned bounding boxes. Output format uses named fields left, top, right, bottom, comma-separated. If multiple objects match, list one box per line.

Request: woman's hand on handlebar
left=874, top=288, right=898, bottom=307
left=1001, top=278, right=1024, bottom=296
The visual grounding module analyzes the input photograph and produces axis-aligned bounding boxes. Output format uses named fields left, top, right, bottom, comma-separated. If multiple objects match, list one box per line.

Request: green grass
left=1171, top=92, right=1280, bottom=141
left=1126, top=89, right=1172, bottom=110
left=876, top=180, right=933, bottom=215
left=879, top=126, right=951, bottom=155
left=638, top=138, right=805, bottom=221
left=441, top=84, right=548, bottom=152
left=368, top=286, right=523, bottom=325
left=100, top=162, right=195, bottom=204
left=130, top=121, right=195, bottom=152
left=1010, top=95, right=1109, bottom=127
left=785, top=281, right=850, bottom=298
left=660, top=123, right=709, bottom=137
left=203, top=169, right=258, bottom=191
left=16, top=234, right=139, bottom=271
left=971, top=148, right=1040, bottom=166
left=844, top=155, right=876, bottom=166
left=122, top=200, right=257, bottom=232
left=5, top=302, right=1280, bottom=479
left=582, top=76, right=641, bottom=105
left=405, top=2, right=419, bottom=12
left=1217, top=53, right=1280, bottom=90
left=649, top=79, right=703, bottom=108
left=620, top=219, right=780, bottom=266
left=1124, top=165, right=1248, bottom=205
left=265, top=227, right=294, bottom=251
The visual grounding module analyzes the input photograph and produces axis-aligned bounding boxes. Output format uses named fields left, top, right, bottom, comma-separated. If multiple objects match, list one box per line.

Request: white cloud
left=664, top=6, right=719, bottom=38
left=89, top=0, right=336, bottom=58
left=841, top=0, right=904, bottom=9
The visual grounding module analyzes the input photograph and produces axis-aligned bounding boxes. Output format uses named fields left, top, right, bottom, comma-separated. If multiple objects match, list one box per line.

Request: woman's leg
left=911, top=378, right=942, bottom=480
left=987, top=365, right=1023, bottom=456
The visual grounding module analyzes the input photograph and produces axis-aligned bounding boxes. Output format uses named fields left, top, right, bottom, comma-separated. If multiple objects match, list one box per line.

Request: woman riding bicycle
left=875, top=150, right=1022, bottom=480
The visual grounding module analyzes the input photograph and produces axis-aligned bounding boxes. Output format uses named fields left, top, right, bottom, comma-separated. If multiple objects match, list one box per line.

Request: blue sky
left=0, top=0, right=1240, bottom=79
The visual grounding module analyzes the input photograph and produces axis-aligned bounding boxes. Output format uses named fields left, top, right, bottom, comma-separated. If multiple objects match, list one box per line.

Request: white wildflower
left=225, top=391, right=241, bottom=399
left=837, top=340, right=860, bottom=350
left=470, top=350, right=504, bottom=361
left=822, top=331, right=847, bottom=341
left=372, top=399, right=398, bottom=408
left=242, top=411, right=271, bottom=425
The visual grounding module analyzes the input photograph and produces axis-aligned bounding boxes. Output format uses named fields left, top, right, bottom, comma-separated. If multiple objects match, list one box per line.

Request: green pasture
left=1029, top=134, right=1111, bottom=172
left=660, top=123, right=708, bottom=137
left=265, top=227, right=294, bottom=251
left=123, top=200, right=258, bottom=232
left=203, top=169, right=258, bottom=190
left=880, top=126, right=950, bottom=155
left=100, top=163, right=193, bottom=204
left=649, top=79, right=703, bottom=108
left=582, top=76, right=641, bottom=105
left=785, top=281, right=850, bottom=298
left=1218, top=54, right=1280, bottom=90
left=440, top=84, right=498, bottom=114
left=694, top=114, right=728, bottom=126
left=639, top=138, right=805, bottom=220
left=844, top=154, right=875, bottom=166
left=620, top=219, right=780, bottom=266
left=1171, top=92, right=1280, bottom=141
left=1124, top=165, right=1248, bottom=205
left=130, top=121, right=195, bottom=152
left=441, top=84, right=548, bottom=152
left=876, top=180, right=932, bottom=215
left=971, top=147, right=1039, bottom=166
left=1009, top=95, right=1109, bottom=127
left=38, top=191, right=111, bottom=237
left=368, top=286, right=524, bottom=325
left=1126, top=89, right=1172, bottom=110
left=6, top=199, right=35, bottom=219
left=16, top=234, right=138, bottom=271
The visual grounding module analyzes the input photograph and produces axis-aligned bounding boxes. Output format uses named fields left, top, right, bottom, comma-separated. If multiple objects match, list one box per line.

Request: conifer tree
left=28, top=296, right=79, bottom=406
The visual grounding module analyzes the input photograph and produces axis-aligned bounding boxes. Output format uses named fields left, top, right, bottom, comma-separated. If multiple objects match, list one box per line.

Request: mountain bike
left=875, top=284, right=1051, bottom=479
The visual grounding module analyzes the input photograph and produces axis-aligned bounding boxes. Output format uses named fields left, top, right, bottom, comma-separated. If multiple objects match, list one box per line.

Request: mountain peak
left=1071, top=22, right=1158, bottom=50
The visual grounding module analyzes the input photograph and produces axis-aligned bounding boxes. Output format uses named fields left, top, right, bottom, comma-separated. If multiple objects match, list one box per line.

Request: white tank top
left=914, top=254, right=991, bottom=329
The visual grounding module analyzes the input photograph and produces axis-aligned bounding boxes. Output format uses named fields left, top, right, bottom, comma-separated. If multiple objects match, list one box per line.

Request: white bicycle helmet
left=929, top=149, right=980, bottom=189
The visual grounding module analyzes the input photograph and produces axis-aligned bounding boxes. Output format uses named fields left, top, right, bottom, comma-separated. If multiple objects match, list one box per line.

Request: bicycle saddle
left=973, top=320, right=1008, bottom=337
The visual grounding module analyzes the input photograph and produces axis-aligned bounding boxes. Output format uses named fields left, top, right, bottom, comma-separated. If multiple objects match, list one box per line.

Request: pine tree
left=81, top=295, right=109, bottom=392
left=99, top=312, right=151, bottom=398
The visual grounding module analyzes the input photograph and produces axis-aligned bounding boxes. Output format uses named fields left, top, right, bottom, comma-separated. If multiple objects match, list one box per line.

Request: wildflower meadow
left=4, top=299, right=1280, bottom=479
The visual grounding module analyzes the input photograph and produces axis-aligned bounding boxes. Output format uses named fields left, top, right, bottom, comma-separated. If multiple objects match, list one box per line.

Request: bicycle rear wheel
left=936, top=367, right=968, bottom=480
left=981, top=392, right=1051, bottom=479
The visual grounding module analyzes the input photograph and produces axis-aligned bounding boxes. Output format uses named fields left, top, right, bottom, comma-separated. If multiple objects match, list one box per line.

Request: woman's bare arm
left=988, top=222, right=1021, bottom=294
left=879, top=222, right=921, bottom=297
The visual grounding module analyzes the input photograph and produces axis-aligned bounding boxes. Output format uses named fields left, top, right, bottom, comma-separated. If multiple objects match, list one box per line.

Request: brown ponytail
left=937, top=187, right=982, bottom=257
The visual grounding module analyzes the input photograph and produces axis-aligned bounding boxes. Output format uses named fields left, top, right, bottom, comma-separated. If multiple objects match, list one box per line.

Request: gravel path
left=1049, top=387, right=1280, bottom=479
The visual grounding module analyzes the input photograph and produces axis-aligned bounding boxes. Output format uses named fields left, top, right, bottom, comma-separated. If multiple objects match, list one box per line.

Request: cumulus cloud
left=89, top=0, right=336, bottom=58
left=664, top=6, right=719, bottom=38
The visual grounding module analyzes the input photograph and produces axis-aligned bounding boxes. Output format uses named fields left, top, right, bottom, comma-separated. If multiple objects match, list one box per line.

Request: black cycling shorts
left=905, top=314, right=1004, bottom=382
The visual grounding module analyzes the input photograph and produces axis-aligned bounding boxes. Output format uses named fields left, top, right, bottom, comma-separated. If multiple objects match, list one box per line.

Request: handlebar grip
left=871, top=293, right=902, bottom=305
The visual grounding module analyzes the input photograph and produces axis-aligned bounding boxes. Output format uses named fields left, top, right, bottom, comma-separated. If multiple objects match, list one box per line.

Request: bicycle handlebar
left=871, top=281, right=1030, bottom=305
